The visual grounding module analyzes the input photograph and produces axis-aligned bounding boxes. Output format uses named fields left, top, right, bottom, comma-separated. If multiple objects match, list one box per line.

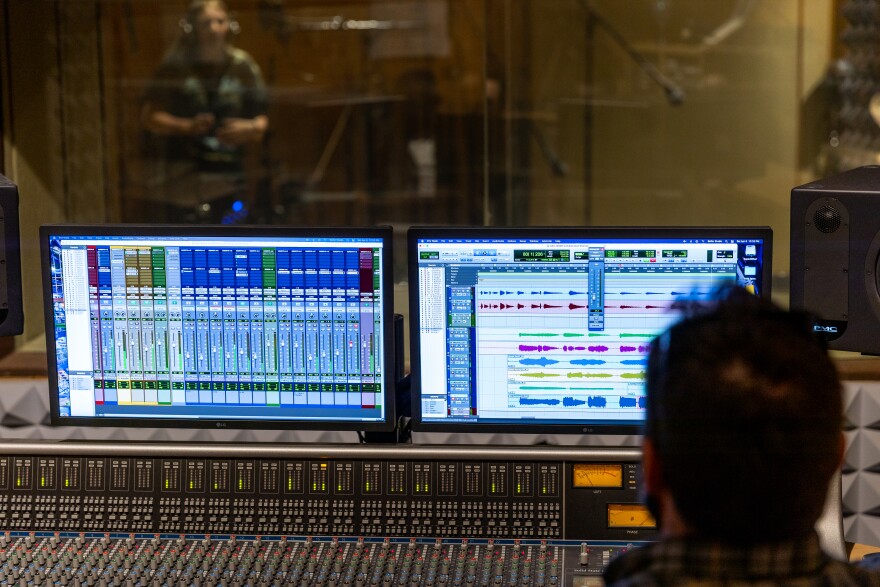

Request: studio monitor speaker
left=791, top=165, right=880, bottom=354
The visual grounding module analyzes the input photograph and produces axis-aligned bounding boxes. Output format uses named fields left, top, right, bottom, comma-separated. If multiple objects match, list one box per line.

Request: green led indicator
left=491, top=483, right=496, bottom=493
left=165, top=479, right=169, bottom=489
left=239, top=479, right=243, bottom=490
left=517, top=484, right=522, bottom=493
left=190, top=481, right=194, bottom=489
left=365, top=482, right=370, bottom=491
left=312, top=483, right=317, bottom=491
left=542, top=486, right=547, bottom=494
left=41, top=477, right=45, bottom=487
left=214, top=483, right=218, bottom=490
left=65, top=479, right=69, bottom=488
left=16, top=478, right=20, bottom=487
left=338, top=485, right=342, bottom=491
left=288, top=478, right=293, bottom=490
left=322, top=483, right=326, bottom=491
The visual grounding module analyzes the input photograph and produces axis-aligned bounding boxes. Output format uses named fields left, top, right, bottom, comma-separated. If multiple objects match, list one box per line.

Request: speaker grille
left=814, top=204, right=842, bottom=233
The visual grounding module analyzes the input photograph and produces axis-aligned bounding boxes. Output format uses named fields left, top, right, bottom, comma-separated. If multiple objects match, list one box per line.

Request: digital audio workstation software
left=409, top=227, right=772, bottom=432
left=42, top=226, right=394, bottom=429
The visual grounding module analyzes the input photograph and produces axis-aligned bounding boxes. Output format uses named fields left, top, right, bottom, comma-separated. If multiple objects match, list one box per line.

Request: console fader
left=0, top=442, right=654, bottom=586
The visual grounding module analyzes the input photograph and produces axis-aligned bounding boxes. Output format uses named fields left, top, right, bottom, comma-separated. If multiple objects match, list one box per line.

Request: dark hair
left=645, top=286, right=842, bottom=542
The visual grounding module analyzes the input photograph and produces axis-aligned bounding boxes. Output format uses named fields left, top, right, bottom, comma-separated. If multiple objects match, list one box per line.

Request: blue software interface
left=414, top=235, right=766, bottom=426
left=47, top=233, right=387, bottom=424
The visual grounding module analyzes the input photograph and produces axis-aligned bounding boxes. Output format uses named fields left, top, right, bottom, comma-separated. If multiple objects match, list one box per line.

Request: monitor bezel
left=407, top=225, right=773, bottom=435
left=41, top=223, right=397, bottom=432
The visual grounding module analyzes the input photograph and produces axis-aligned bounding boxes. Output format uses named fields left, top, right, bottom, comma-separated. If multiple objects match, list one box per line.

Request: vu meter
left=607, top=504, right=656, bottom=528
left=572, top=464, right=623, bottom=488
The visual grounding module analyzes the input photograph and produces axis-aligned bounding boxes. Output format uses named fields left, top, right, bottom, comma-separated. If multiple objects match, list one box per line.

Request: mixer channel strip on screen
left=58, top=246, right=381, bottom=407
left=0, top=443, right=653, bottom=586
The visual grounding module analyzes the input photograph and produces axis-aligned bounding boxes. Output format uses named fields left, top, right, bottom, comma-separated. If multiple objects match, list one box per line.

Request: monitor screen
left=42, top=225, right=395, bottom=431
left=408, top=226, right=772, bottom=434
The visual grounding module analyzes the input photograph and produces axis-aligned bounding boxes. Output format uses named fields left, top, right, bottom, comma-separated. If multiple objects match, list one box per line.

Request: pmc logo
left=813, top=324, right=839, bottom=334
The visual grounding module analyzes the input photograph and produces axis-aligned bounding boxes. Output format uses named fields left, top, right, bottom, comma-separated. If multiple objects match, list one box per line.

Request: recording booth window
left=0, top=0, right=862, bottom=375
left=0, top=0, right=865, bottom=420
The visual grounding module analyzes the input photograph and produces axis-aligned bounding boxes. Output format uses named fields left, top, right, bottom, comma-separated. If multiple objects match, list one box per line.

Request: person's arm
left=141, top=103, right=216, bottom=137
left=215, top=114, right=268, bottom=145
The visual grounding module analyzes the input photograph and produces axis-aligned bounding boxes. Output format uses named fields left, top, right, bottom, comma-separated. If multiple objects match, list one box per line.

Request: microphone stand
left=580, top=0, right=685, bottom=106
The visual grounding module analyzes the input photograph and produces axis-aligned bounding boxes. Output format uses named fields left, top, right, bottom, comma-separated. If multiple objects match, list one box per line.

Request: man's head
left=643, top=287, right=844, bottom=542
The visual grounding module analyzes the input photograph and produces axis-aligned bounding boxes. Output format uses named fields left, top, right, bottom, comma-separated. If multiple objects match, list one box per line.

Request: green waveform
left=518, top=333, right=558, bottom=337
left=620, top=372, right=646, bottom=379
left=562, top=333, right=585, bottom=337
left=619, top=333, right=654, bottom=338
left=521, top=372, right=559, bottom=378
left=588, top=333, right=606, bottom=337
left=567, top=372, right=613, bottom=379
left=519, top=386, right=566, bottom=391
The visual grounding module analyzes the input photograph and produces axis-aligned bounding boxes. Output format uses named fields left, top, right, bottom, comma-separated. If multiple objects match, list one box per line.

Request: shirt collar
left=604, top=532, right=829, bottom=583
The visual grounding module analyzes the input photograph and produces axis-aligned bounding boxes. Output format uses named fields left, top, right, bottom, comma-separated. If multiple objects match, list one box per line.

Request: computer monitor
left=41, top=224, right=395, bottom=431
left=408, top=226, right=772, bottom=434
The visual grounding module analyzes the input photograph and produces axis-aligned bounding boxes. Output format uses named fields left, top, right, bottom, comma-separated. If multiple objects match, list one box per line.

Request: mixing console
left=0, top=443, right=653, bottom=586
left=0, top=441, right=849, bottom=585
left=0, top=444, right=653, bottom=544
left=0, top=533, right=633, bottom=587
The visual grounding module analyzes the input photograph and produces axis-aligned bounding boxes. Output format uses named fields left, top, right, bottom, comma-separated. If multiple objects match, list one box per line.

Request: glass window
left=0, top=0, right=847, bottom=361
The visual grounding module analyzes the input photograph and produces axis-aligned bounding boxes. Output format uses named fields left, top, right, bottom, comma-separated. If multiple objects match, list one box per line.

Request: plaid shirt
left=603, top=533, right=880, bottom=586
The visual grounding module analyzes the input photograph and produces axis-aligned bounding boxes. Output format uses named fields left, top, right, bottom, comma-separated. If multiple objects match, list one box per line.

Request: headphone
left=179, top=0, right=240, bottom=36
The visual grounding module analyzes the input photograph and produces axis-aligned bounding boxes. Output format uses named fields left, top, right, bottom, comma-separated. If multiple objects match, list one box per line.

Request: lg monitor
left=408, top=226, right=772, bottom=435
left=42, top=225, right=395, bottom=431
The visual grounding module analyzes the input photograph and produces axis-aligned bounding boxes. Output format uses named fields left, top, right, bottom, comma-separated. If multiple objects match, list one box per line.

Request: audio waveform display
left=518, top=397, right=559, bottom=406
left=516, top=395, right=645, bottom=409
left=475, top=272, right=723, bottom=425
left=619, top=372, right=645, bottom=379
left=518, top=372, right=644, bottom=380
left=518, top=358, right=645, bottom=367
left=611, top=291, right=707, bottom=296
left=478, top=290, right=589, bottom=296
left=517, top=332, right=588, bottom=338
left=518, top=357, right=560, bottom=367
left=480, top=303, right=588, bottom=311
left=520, top=372, right=561, bottom=379
left=516, top=332, right=653, bottom=338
